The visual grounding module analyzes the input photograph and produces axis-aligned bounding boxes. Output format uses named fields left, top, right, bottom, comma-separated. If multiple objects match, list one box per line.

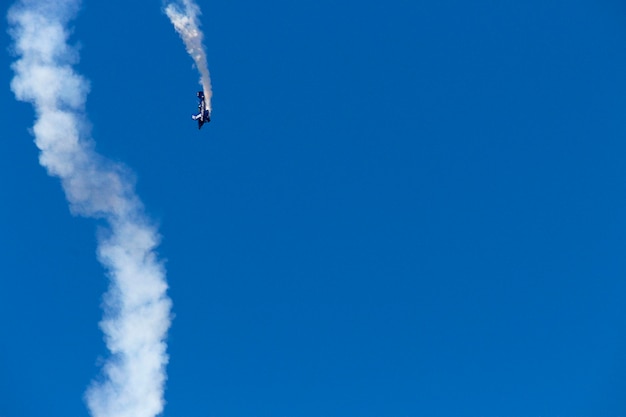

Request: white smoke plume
left=8, top=1, right=172, bottom=417
left=165, top=0, right=213, bottom=112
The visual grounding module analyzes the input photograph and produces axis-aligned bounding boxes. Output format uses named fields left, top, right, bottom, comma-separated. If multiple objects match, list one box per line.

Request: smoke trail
left=165, top=0, right=213, bottom=112
left=8, top=1, right=172, bottom=417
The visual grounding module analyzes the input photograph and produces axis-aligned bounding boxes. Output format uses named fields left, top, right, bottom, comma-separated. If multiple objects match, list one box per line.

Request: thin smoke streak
left=165, top=0, right=213, bottom=112
left=8, top=1, right=172, bottom=417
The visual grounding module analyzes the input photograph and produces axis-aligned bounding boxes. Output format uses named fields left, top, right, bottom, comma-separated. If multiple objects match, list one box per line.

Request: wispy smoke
left=8, top=1, right=172, bottom=417
left=165, top=0, right=213, bottom=112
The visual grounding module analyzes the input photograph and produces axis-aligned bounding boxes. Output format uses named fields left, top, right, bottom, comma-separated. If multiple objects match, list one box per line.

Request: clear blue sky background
left=2, top=0, right=626, bottom=416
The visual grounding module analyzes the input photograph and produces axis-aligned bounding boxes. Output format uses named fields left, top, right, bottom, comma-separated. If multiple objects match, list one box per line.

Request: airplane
left=192, top=91, right=211, bottom=129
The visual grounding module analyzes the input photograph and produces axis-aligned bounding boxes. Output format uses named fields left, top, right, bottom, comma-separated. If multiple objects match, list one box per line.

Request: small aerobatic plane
left=192, top=91, right=211, bottom=129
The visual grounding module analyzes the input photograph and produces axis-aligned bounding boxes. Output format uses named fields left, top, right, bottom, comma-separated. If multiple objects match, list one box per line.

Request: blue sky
left=2, top=0, right=626, bottom=416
